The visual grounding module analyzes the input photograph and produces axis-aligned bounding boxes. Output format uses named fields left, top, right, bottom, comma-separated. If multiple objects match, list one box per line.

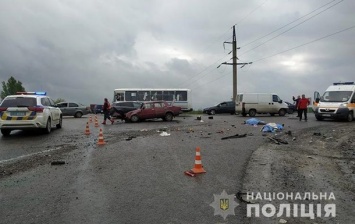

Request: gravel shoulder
left=241, top=122, right=355, bottom=224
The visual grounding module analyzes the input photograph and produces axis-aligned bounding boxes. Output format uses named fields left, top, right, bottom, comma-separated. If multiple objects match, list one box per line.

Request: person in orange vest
left=297, top=94, right=310, bottom=121
left=102, top=98, right=114, bottom=125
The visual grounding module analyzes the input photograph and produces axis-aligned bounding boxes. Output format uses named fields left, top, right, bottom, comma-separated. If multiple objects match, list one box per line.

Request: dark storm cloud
left=0, top=0, right=354, bottom=109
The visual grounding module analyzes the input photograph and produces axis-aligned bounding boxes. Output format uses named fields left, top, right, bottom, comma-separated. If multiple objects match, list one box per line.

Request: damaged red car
left=125, top=101, right=182, bottom=122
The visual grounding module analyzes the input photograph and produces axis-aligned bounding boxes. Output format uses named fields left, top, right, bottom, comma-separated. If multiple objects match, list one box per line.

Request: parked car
left=285, top=101, right=297, bottom=114
left=94, top=104, right=104, bottom=114
left=203, top=101, right=235, bottom=115
left=110, top=101, right=143, bottom=119
left=56, top=102, right=91, bottom=118
left=0, top=92, right=62, bottom=136
left=125, top=101, right=182, bottom=122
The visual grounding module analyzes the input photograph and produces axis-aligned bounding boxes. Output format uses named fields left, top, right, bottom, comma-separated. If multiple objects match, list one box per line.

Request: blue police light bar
left=333, top=82, right=354, bottom=85
left=35, top=91, right=47, bottom=95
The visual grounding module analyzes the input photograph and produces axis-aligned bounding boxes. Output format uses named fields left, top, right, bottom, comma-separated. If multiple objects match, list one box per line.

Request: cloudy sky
left=0, top=0, right=354, bottom=109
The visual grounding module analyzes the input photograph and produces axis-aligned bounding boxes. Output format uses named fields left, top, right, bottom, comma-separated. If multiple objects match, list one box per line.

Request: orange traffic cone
left=191, top=147, right=206, bottom=174
left=94, top=117, right=99, bottom=128
left=97, top=128, right=106, bottom=145
left=84, top=122, right=91, bottom=135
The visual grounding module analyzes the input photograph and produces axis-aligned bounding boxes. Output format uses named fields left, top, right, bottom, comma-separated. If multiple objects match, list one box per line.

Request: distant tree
left=53, top=98, right=65, bottom=104
left=1, top=76, right=26, bottom=99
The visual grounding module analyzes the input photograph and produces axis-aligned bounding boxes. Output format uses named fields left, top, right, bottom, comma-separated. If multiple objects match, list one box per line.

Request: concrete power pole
left=219, top=25, right=252, bottom=102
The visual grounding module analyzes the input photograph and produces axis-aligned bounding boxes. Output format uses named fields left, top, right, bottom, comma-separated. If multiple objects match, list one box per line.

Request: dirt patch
left=0, top=144, right=77, bottom=179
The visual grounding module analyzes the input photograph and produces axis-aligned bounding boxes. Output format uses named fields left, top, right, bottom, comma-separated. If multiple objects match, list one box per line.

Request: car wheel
left=249, top=109, right=256, bottom=117
left=56, top=116, right=62, bottom=129
left=315, top=115, right=324, bottom=121
left=1, top=129, right=11, bottom=137
left=43, top=118, right=52, bottom=134
left=278, top=109, right=286, bottom=116
left=210, top=110, right=216, bottom=115
left=74, top=112, right=83, bottom=118
left=130, top=115, right=139, bottom=122
left=288, top=109, right=294, bottom=114
left=164, top=113, right=173, bottom=121
left=346, top=112, right=353, bottom=122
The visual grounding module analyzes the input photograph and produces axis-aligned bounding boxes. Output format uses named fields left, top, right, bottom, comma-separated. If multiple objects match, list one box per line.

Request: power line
left=252, top=25, right=355, bottom=63
left=240, top=0, right=338, bottom=48
left=176, top=1, right=268, bottom=88
left=240, top=0, right=344, bottom=56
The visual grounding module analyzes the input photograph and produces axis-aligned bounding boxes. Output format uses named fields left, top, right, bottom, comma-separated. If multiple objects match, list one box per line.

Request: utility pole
left=218, top=25, right=252, bottom=102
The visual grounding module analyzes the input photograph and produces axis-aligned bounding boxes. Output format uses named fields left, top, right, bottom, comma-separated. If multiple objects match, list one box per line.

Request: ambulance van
left=313, top=82, right=355, bottom=122
left=235, top=93, right=289, bottom=117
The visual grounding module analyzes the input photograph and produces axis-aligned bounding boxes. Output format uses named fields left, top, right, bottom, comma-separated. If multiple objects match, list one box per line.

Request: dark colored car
left=125, top=101, right=182, bottom=122
left=94, top=104, right=103, bottom=114
left=203, top=101, right=235, bottom=115
left=285, top=101, right=297, bottom=114
left=110, top=101, right=143, bottom=119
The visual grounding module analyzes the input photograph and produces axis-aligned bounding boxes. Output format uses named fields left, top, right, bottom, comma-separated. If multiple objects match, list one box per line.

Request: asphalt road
left=0, top=113, right=335, bottom=224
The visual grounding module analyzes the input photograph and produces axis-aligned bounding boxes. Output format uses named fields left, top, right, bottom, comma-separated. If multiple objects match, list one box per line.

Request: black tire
left=1, top=129, right=11, bottom=137
left=164, top=113, right=173, bottom=121
left=279, top=109, right=286, bottom=116
left=315, top=115, right=324, bottom=121
left=210, top=110, right=216, bottom=115
left=43, top=118, right=52, bottom=134
left=74, top=112, right=83, bottom=118
left=56, top=116, right=62, bottom=129
left=249, top=109, right=256, bottom=117
left=346, top=112, right=353, bottom=122
left=130, top=115, right=139, bottom=122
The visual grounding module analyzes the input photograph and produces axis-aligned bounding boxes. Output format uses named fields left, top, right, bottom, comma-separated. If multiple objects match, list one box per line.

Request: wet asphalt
left=0, top=113, right=335, bottom=224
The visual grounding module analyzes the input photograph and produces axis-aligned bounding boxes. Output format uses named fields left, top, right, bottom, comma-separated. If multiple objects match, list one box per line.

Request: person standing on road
left=297, top=94, right=310, bottom=121
left=102, top=98, right=114, bottom=125
left=293, top=95, right=301, bottom=117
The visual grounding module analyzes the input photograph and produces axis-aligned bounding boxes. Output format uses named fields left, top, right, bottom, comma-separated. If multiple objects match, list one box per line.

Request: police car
left=0, top=92, right=62, bottom=136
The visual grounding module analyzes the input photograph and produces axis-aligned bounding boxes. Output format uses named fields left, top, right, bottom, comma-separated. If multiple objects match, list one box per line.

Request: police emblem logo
left=210, top=190, right=239, bottom=220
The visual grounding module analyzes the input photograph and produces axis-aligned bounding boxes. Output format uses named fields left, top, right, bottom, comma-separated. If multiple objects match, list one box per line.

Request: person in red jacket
left=102, top=98, right=114, bottom=125
left=297, top=94, right=310, bottom=121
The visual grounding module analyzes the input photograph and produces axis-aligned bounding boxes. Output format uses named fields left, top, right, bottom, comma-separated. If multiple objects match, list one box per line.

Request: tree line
left=0, top=76, right=64, bottom=103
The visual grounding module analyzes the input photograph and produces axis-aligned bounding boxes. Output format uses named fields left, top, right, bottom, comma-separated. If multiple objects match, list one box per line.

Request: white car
left=0, top=92, right=62, bottom=136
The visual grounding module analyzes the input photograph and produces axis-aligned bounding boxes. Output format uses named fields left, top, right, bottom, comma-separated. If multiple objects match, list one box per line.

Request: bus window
left=125, top=91, right=138, bottom=101
left=115, top=93, right=124, bottom=101
left=163, top=91, right=175, bottom=101
left=175, top=91, right=187, bottom=101
left=151, top=91, right=162, bottom=101
left=138, top=91, right=150, bottom=101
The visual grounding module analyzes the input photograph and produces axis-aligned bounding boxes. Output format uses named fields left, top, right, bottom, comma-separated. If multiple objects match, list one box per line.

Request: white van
left=235, top=93, right=289, bottom=117
left=313, top=82, right=355, bottom=122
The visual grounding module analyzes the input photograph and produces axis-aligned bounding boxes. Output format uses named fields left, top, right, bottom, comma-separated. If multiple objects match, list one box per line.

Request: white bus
left=113, top=88, right=193, bottom=112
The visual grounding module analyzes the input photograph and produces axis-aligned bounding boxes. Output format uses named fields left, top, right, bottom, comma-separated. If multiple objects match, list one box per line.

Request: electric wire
left=240, top=0, right=344, bottom=56
left=252, top=25, right=355, bottom=63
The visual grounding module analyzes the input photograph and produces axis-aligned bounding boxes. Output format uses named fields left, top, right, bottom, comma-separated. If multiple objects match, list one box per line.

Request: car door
left=56, top=102, right=68, bottom=115
left=140, top=102, right=156, bottom=119
left=68, top=102, right=79, bottom=116
left=48, top=98, right=60, bottom=121
left=154, top=102, right=166, bottom=117
left=218, top=102, right=228, bottom=113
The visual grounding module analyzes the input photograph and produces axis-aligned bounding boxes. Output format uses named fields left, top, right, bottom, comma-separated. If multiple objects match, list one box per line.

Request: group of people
left=293, top=95, right=310, bottom=121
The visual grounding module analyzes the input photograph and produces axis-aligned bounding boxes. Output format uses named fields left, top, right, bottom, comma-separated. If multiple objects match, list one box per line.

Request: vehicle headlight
left=340, top=103, right=348, bottom=108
